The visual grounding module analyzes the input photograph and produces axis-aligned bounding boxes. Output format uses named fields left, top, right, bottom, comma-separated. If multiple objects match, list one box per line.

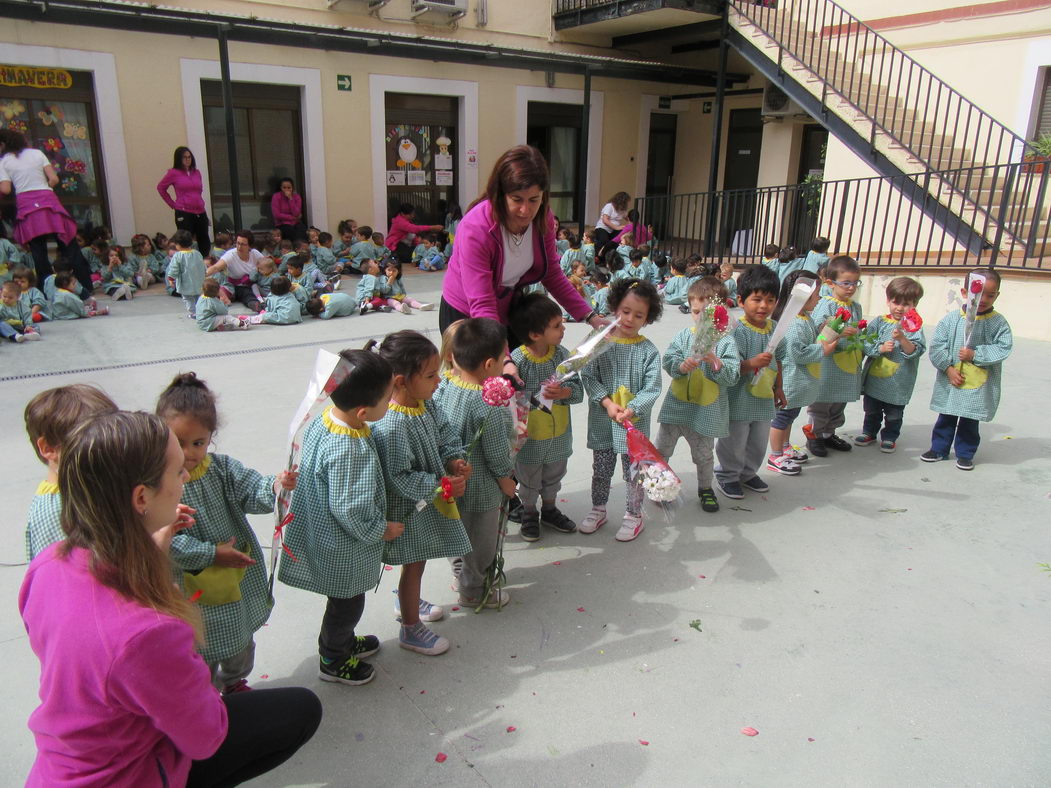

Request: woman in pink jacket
left=386, top=202, right=443, bottom=263
left=157, top=147, right=211, bottom=254
left=270, top=177, right=307, bottom=242
left=19, top=410, right=321, bottom=787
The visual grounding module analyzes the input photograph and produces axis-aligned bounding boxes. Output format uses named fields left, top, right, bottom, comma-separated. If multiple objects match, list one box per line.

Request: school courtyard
left=0, top=272, right=1048, bottom=787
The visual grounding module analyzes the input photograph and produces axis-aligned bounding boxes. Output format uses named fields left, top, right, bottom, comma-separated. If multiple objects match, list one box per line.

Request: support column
left=705, top=11, right=730, bottom=258
left=217, top=25, right=243, bottom=232
left=576, top=66, right=591, bottom=229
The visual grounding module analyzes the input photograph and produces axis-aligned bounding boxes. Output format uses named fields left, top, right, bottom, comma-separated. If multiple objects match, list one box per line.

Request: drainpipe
left=217, top=24, right=243, bottom=232
left=705, top=9, right=729, bottom=258
left=577, top=66, right=591, bottom=229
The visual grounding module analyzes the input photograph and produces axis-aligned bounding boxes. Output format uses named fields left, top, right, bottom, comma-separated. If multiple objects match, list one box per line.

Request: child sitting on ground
left=761, top=243, right=780, bottom=270
left=415, top=233, right=445, bottom=272
left=196, top=278, right=255, bottom=331
left=167, top=230, right=206, bottom=318
left=555, top=227, right=571, bottom=256
left=615, top=232, right=635, bottom=269
left=509, top=295, right=583, bottom=541
left=582, top=228, right=596, bottom=274
left=260, top=275, right=303, bottom=325
left=0, top=280, right=41, bottom=341
left=101, top=245, right=137, bottom=300
left=346, top=226, right=374, bottom=273
left=580, top=278, right=663, bottom=542
left=287, top=255, right=326, bottom=296
left=251, top=256, right=278, bottom=301
left=279, top=349, right=402, bottom=686
left=719, top=261, right=738, bottom=306
left=11, top=267, right=48, bottom=322
left=559, top=232, right=582, bottom=276
left=314, top=232, right=341, bottom=278
left=591, top=268, right=611, bottom=316
left=922, top=269, right=1011, bottom=471
left=662, top=258, right=691, bottom=306
left=804, top=237, right=831, bottom=276
left=50, top=273, right=109, bottom=318
left=356, top=259, right=392, bottom=314
left=383, top=260, right=433, bottom=314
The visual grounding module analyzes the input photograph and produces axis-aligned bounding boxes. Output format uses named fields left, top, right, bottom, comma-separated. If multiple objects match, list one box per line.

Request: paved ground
left=1, top=271, right=1048, bottom=787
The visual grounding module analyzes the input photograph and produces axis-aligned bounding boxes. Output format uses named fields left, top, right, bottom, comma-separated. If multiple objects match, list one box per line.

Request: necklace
left=508, top=229, right=525, bottom=248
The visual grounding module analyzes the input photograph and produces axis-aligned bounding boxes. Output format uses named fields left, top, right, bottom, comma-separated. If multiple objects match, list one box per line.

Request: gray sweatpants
left=208, top=638, right=255, bottom=691
left=715, top=420, right=770, bottom=485
left=459, top=507, right=501, bottom=600
left=656, top=423, right=715, bottom=489
left=516, top=458, right=569, bottom=511
left=808, top=401, right=847, bottom=437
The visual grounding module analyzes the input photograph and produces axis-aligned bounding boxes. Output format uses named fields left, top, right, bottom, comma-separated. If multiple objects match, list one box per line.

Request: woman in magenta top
left=157, top=146, right=211, bottom=254
left=19, top=410, right=321, bottom=787
left=270, top=177, right=307, bottom=242
left=442, top=146, right=604, bottom=365
left=386, top=202, right=442, bottom=263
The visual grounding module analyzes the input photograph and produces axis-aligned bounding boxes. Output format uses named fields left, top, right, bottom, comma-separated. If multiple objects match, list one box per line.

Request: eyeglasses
left=831, top=280, right=862, bottom=289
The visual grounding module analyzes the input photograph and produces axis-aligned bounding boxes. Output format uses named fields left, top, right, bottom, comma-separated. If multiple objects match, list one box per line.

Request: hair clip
left=629, top=281, right=639, bottom=289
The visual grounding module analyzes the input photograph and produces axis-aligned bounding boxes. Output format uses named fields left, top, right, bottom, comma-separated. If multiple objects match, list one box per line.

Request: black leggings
left=27, top=234, right=65, bottom=284
left=186, top=687, right=322, bottom=788
left=438, top=297, right=521, bottom=348
left=175, top=210, right=211, bottom=254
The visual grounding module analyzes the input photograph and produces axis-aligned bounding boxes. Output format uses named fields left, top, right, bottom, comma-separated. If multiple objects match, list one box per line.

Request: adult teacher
left=0, top=129, right=78, bottom=284
left=386, top=202, right=443, bottom=264
left=270, top=177, right=307, bottom=242
left=217, top=229, right=266, bottom=312
left=19, top=410, right=322, bottom=787
left=157, top=146, right=211, bottom=254
left=593, top=190, right=631, bottom=248
left=441, top=145, right=604, bottom=368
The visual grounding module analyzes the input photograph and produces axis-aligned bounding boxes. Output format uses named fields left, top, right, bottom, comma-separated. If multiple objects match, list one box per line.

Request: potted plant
left=1023, top=133, right=1051, bottom=173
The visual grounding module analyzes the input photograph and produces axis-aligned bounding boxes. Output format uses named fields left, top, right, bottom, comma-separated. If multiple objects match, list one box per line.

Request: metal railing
left=636, top=161, right=1051, bottom=270
left=729, top=0, right=1028, bottom=174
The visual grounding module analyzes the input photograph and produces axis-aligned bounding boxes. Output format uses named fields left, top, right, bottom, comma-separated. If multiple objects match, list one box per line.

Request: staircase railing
left=635, top=160, right=1050, bottom=270
left=729, top=0, right=1028, bottom=173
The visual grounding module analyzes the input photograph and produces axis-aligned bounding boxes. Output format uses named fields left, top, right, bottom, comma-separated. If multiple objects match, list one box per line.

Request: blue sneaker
left=399, top=621, right=450, bottom=656
left=741, top=476, right=770, bottom=493
left=392, top=590, right=444, bottom=622
left=717, top=479, right=744, bottom=499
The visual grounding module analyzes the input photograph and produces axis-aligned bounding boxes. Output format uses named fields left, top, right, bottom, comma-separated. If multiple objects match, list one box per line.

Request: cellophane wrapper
left=690, top=300, right=736, bottom=360
left=625, top=421, right=684, bottom=513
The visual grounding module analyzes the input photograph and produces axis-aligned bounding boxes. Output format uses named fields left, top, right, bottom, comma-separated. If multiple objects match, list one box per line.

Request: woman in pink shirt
left=19, top=410, right=322, bottom=787
left=386, top=202, right=442, bottom=263
left=157, top=147, right=212, bottom=254
left=270, top=177, right=307, bottom=242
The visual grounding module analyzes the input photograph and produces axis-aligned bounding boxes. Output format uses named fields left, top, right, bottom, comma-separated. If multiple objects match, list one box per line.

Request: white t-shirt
left=0, top=149, right=51, bottom=193
left=220, top=247, right=265, bottom=280
left=597, top=202, right=626, bottom=232
left=500, top=225, right=535, bottom=289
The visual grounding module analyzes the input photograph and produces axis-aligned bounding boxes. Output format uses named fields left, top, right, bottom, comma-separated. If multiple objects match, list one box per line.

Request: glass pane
left=250, top=108, right=298, bottom=200
left=548, top=126, right=578, bottom=193
left=204, top=106, right=251, bottom=196
left=549, top=195, right=573, bottom=223
left=210, top=200, right=265, bottom=236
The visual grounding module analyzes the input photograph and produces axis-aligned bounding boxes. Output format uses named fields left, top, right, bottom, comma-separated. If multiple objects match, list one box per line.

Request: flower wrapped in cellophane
left=690, top=299, right=735, bottom=368
left=534, top=318, right=621, bottom=413
left=625, top=421, right=682, bottom=504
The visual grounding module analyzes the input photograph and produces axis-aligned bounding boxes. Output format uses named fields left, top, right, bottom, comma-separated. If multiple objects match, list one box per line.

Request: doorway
left=645, top=112, right=677, bottom=241
left=527, top=101, right=582, bottom=225
left=384, top=93, right=458, bottom=227
left=789, top=124, right=829, bottom=247
left=720, top=107, right=763, bottom=254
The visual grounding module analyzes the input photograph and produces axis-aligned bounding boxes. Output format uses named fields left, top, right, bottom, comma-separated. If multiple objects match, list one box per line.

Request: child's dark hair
left=371, top=232, right=384, bottom=245
left=172, top=229, right=194, bottom=249
left=688, top=275, right=727, bottom=304
left=592, top=268, right=610, bottom=286
left=318, top=232, right=332, bottom=246
left=214, top=231, right=231, bottom=247
left=55, top=272, right=74, bottom=289
left=826, top=254, right=860, bottom=280
left=52, top=258, right=72, bottom=275
left=270, top=275, right=291, bottom=296
left=628, top=249, right=644, bottom=264
left=384, top=259, right=403, bottom=280
left=449, top=318, right=507, bottom=372
left=201, top=278, right=220, bottom=298
left=286, top=257, right=303, bottom=273
left=354, top=225, right=372, bottom=239
left=305, top=297, right=323, bottom=317
left=886, top=276, right=924, bottom=304
left=156, top=371, right=219, bottom=433
left=12, top=266, right=36, bottom=286
left=25, top=384, right=118, bottom=464
left=511, top=294, right=562, bottom=343
left=566, top=232, right=579, bottom=249
left=764, top=243, right=781, bottom=258
left=811, top=237, right=831, bottom=253
left=608, top=278, right=662, bottom=324
left=368, top=330, right=439, bottom=379
left=965, top=268, right=1000, bottom=291
left=329, top=349, right=393, bottom=411
left=777, top=246, right=796, bottom=264
left=737, top=264, right=781, bottom=301
left=772, top=270, right=820, bottom=321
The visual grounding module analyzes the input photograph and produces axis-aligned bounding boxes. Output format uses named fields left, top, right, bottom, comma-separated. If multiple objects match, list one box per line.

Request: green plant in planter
left=1027, top=133, right=1051, bottom=158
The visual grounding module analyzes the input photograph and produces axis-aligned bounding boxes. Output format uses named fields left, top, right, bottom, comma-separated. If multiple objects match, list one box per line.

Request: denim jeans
left=930, top=413, right=980, bottom=460
left=862, top=395, right=905, bottom=442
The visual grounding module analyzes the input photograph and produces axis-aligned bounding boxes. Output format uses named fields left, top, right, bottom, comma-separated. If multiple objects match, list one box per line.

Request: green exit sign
left=336, top=74, right=352, bottom=92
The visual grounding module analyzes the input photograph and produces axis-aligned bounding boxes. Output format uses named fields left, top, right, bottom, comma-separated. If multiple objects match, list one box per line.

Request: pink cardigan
left=156, top=168, right=206, bottom=214
left=20, top=545, right=227, bottom=787
left=443, top=200, right=592, bottom=324
left=270, top=191, right=303, bottom=226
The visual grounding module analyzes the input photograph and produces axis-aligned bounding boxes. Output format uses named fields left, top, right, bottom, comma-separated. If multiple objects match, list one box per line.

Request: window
left=527, top=101, right=582, bottom=225
left=200, top=81, right=304, bottom=233
left=1033, top=68, right=1051, bottom=139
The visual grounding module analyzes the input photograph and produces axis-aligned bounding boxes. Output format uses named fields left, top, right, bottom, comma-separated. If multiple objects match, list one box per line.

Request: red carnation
left=902, top=309, right=923, bottom=332
left=970, top=279, right=983, bottom=294
left=857, top=319, right=868, bottom=330
left=440, top=476, right=454, bottom=502
left=713, top=304, right=729, bottom=332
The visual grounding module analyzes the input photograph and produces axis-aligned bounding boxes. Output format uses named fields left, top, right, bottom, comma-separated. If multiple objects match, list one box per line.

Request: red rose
left=970, top=279, right=983, bottom=294
left=902, top=309, right=923, bottom=332
left=440, top=476, right=454, bottom=502
left=836, top=307, right=851, bottom=321
left=857, top=319, right=868, bottom=330
left=713, top=304, right=729, bottom=332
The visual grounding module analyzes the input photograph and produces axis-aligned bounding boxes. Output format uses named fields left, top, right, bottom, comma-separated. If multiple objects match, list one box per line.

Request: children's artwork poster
left=407, top=171, right=427, bottom=186
left=435, top=170, right=454, bottom=186
left=435, top=134, right=453, bottom=169
left=386, top=170, right=406, bottom=186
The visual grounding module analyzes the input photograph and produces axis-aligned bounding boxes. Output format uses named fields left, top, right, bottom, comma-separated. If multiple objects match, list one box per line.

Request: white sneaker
left=579, top=507, right=607, bottom=534
left=782, top=444, right=809, bottom=463
left=21, top=330, right=41, bottom=341
left=459, top=588, right=510, bottom=609
left=400, top=304, right=413, bottom=315
left=237, top=316, right=252, bottom=330
left=417, top=302, right=434, bottom=311
left=615, top=514, right=645, bottom=542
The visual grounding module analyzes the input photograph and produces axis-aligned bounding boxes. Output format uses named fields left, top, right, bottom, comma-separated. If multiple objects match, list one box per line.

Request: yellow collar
left=610, top=334, right=646, bottom=345
left=795, top=314, right=811, bottom=321
left=959, top=309, right=997, bottom=320
left=450, top=376, right=482, bottom=390
left=36, top=480, right=60, bottom=495
left=388, top=399, right=426, bottom=416
left=670, top=274, right=684, bottom=279
left=322, top=407, right=371, bottom=437
left=741, top=318, right=772, bottom=334
left=823, top=295, right=853, bottom=308
left=188, top=455, right=212, bottom=482
left=883, top=315, right=900, bottom=323
left=520, top=345, right=555, bottom=363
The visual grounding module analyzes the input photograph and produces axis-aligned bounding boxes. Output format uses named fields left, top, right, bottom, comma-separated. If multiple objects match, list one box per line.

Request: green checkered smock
left=658, top=328, right=741, bottom=438
left=435, top=378, right=515, bottom=513
left=781, top=316, right=825, bottom=409
left=511, top=344, right=584, bottom=466
left=582, top=335, right=662, bottom=454
left=372, top=399, right=471, bottom=565
left=171, top=454, right=275, bottom=663
left=662, top=275, right=690, bottom=305
left=811, top=296, right=864, bottom=404
left=591, top=287, right=611, bottom=316
left=928, top=310, right=1012, bottom=421
left=26, top=481, right=63, bottom=560
left=279, top=410, right=387, bottom=598
left=726, top=318, right=783, bottom=422
left=861, top=315, right=927, bottom=407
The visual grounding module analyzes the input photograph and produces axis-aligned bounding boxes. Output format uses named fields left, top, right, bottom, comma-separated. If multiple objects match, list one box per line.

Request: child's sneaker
left=806, top=437, right=828, bottom=457
left=782, top=444, right=809, bottom=463
left=399, top=621, right=449, bottom=656
left=359, top=301, right=373, bottom=314
left=677, top=304, right=690, bottom=314
left=824, top=434, right=852, bottom=452
left=741, top=475, right=770, bottom=493
left=698, top=488, right=719, bottom=513
left=716, top=479, right=744, bottom=499
left=350, top=634, right=381, bottom=658
left=854, top=434, right=876, bottom=447
left=766, top=453, right=801, bottom=475
left=506, top=495, right=524, bottom=523
left=392, top=591, right=444, bottom=623
left=379, top=305, right=394, bottom=313
left=879, top=440, right=896, bottom=453
left=579, top=506, right=607, bottom=534
left=417, top=302, right=435, bottom=311
left=237, top=315, right=252, bottom=330
left=920, top=450, right=946, bottom=462
left=956, top=457, right=975, bottom=471
left=615, top=513, right=644, bottom=542
left=540, top=506, right=577, bottom=533
left=399, top=304, right=414, bottom=315
left=319, top=655, right=374, bottom=685
left=519, top=511, right=540, bottom=542
left=459, top=588, right=510, bottom=609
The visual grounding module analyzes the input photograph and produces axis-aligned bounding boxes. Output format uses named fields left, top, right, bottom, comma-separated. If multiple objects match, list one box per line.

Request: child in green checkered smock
left=923, top=271, right=1012, bottom=470
left=662, top=258, right=691, bottom=305
left=23, top=384, right=118, bottom=561
left=372, top=330, right=472, bottom=656
left=714, top=266, right=785, bottom=497
left=806, top=256, right=865, bottom=455
left=280, top=350, right=401, bottom=686
left=157, top=372, right=295, bottom=694
left=435, top=319, right=517, bottom=609
left=657, top=277, right=741, bottom=512
left=509, top=295, right=584, bottom=542
left=857, top=277, right=927, bottom=451
left=580, top=278, right=663, bottom=543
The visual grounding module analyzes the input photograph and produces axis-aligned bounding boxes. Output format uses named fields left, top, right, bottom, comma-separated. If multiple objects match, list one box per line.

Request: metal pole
left=217, top=25, right=243, bottom=231
left=576, top=66, right=591, bottom=229
left=705, top=10, right=730, bottom=257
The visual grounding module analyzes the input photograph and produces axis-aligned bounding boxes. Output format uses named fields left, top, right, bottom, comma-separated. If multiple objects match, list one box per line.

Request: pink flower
left=970, top=279, right=984, bottom=294
left=901, top=309, right=923, bottom=332
left=713, top=304, right=729, bottom=332
left=481, top=376, right=514, bottom=407
left=857, top=319, right=868, bottom=330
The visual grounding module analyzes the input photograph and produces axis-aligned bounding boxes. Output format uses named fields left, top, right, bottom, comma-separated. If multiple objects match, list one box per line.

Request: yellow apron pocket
left=806, top=362, right=822, bottom=379
left=956, top=361, right=988, bottom=390
left=747, top=367, right=776, bottom=399
left=671, top=370, right=719, bottom=406
left=868, top=356, right=900, bottom=379
left=434, top=491, right=460, bottom=520
left=550, top=403, right=569, bottom=438
left=610, top=385, right=634, bottom=410
left=526, top=404, right=569, bottom=441
left=184, top=566, right=246, bottom=606
left=833, top=349, right=862, bottom=375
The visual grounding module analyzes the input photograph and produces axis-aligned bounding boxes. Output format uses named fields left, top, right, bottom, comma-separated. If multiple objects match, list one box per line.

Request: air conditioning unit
left=411, top=0, right=467, bottom=23
left=761, top=84, right=805, bottom=119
